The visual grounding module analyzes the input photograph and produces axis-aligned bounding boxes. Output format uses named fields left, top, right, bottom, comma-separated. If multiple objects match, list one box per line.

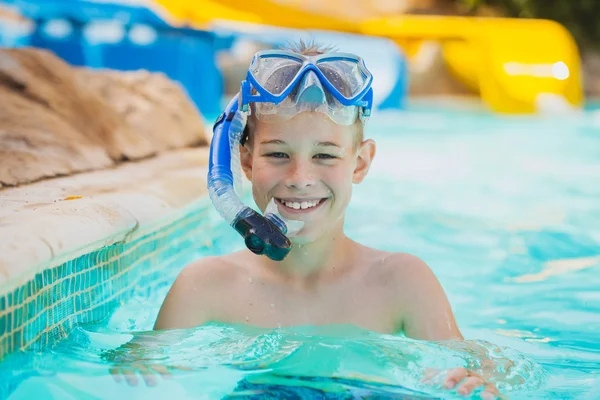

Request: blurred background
left=1, top=4, right=599, bottom=398
left=1, top=0, right=599, bottom=123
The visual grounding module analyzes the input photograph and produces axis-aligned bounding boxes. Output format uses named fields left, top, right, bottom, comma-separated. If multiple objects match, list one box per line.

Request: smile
left=275, top=197, right=328, bottom=213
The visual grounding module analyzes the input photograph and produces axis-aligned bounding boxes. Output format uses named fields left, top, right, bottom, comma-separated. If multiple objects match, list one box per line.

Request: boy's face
left=240, top=112, right=375, bottom=243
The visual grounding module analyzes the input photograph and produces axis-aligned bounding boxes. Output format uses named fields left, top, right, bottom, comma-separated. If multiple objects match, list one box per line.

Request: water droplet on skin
left=192, top=287, right=198, bottom=292
left=271, top=304, right=275, bottom=308
left=245, top=316, right=250, bottom=322
left=248, top=277, right=253, bottom=283
left=277, top=322, right=281, bottom=328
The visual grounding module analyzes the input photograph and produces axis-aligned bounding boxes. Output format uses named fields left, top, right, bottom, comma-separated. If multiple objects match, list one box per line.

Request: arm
left=154, top=257, right=219, bottom=330
left=397, top=254, right=463, bottom=341
left=107, top=257, right=222, bottom=386
left=393, top=255, right=502, bottom=399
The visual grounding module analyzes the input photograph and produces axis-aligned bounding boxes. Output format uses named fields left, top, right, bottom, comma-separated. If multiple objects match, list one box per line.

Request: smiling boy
left=151, top=41, right=500, bottom=399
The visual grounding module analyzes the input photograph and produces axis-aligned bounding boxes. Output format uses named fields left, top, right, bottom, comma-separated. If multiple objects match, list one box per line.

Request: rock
left=0, top=85, right=115, bottom=187
left=79, top=69, right=207, bottom=151
left=0, top=47, right=131, bottom=187
left=0, top=47, right=207, bottom=188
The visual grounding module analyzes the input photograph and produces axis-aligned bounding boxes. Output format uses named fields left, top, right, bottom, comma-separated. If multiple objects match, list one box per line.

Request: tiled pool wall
left=0, top=202, right=218, bottom=360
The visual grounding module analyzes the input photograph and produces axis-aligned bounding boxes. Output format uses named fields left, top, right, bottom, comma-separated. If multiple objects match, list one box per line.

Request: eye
left=314, top=153, right=338, bottom=160
left=265, top=152, right=289, bottom=159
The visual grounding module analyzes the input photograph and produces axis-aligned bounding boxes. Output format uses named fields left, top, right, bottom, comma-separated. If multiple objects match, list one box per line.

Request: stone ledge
left=0, top=147, right=210, bottom=293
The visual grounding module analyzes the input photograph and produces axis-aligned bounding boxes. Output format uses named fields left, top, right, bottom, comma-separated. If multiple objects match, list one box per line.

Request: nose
left=285, top=158, right=316, bottom=190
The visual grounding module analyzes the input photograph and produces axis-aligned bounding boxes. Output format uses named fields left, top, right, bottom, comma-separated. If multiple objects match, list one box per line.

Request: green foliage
left=459, top=0, right=600, bottom=49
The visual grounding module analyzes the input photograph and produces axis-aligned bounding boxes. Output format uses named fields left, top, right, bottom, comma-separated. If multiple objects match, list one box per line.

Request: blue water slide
left=378, top=47, right=409, bottom=110
left=0, top=0, right=224, bottom=117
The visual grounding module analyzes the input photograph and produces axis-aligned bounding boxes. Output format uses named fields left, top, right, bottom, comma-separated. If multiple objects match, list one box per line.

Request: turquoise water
left=2, top=107, right=600, bottom=399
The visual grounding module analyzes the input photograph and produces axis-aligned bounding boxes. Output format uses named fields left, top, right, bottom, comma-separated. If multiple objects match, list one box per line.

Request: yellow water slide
left=152, top=0, right=583, bottom=113
left=360, top=15, right=583, bottom=113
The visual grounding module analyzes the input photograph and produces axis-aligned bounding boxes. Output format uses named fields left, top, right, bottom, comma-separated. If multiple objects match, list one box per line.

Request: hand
left=422, top=367, right=502, bottom=399
left=444, top=367, right=500, bottom=399
left=109, top=362, right=174, bottom=387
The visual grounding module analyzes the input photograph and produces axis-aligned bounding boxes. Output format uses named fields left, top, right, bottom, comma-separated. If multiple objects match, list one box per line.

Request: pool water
left=2, top=106, right=600, bottom=399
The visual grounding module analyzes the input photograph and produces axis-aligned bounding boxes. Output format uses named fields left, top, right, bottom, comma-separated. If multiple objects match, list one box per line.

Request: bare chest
left=213, top=278, right=400, bottom=334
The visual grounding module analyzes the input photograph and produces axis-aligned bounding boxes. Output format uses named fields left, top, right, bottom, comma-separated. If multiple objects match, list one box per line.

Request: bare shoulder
left=371, top=250, right=444, bottom=298
left=153, top=252, right=248, bottom=330
left=177, top=253, right=247, bottom=286
left=359, top=244, right=434, bottom=284
left=381, top=252, right=437, bottom=281
left=373, top=250, right=463, bottom=340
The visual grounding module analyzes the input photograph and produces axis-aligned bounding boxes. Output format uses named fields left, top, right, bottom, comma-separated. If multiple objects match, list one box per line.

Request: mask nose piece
left=295, top=70, right=326, bottom=105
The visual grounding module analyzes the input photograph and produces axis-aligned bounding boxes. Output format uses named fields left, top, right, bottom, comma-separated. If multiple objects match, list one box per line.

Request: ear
left=240, top=143, right=253, bottom=181
left=352, top=139, right=376, bottom=184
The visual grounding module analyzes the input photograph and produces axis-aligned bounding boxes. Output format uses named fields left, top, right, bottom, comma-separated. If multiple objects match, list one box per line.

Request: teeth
left=280, top=199, right=320, bottom=210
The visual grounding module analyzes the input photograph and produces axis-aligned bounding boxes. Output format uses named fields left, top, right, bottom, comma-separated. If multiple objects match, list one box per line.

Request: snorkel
left=208, top=50, right=373, bottom=261
left=208, top=96, right=302, bottom=261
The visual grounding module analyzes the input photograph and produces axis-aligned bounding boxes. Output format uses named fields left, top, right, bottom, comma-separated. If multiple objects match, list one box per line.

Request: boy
left=148, top=42, right=500, bottom=398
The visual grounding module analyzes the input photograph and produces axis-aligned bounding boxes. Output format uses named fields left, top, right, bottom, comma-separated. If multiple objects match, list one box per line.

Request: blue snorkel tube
left=208, top=96, right=293, bottom=261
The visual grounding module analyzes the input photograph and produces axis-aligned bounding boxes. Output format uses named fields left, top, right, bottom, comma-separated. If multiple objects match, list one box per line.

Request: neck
left=261, top=221, right=351, bottom=283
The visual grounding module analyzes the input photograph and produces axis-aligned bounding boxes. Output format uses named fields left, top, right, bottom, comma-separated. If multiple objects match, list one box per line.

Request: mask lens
left=318, top=59, right=368, bottom=98
left=251, top=56, right=303, bottom=95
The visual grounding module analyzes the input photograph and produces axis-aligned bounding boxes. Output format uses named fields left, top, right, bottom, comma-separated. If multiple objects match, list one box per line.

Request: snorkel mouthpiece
left=233, top=209, right=291, bottom=261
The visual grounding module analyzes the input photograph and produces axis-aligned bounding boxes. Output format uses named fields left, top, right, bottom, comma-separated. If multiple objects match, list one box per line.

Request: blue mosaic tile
left=26, top=281, right=32, bottom=300
left=13, top=331, right=21, bottom=349
left=65, top=299, right=75, bottom=317
left=26, top=299, right=35, bottom=319
left=38, top=311, right=47, bottom=331
left=42, top=269, right=51, bottom=286
left=50, top=283, right=60, bottom=304
left=33, top=274, right=44, bottom=292
left=13, top=308, right=21, bottom=329
left=0, top=205, right=213, bottom=357
left=89, top=269, right=99, bottom=287
left=46, top=308, right=54, bottom=327
left=41, top=331, right=49, bottom=348
left=13, top=287, right=21, bottom=306
left=23, top=324, right=34, bottom=344
left=60, top=279, right=70, bottom=297
left=67, top=260, right=75, bottom=275
left=52, top=305, right=60, bottom=325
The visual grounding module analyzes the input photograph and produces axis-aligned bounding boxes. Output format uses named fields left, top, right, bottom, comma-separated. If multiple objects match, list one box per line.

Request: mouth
left=274, top=197, right=329, bottom=214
